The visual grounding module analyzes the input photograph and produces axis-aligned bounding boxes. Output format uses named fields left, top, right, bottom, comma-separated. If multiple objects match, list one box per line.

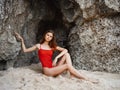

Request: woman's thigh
left=57, top=55, right=66, bottom=66
left=57, top=53, right=72, bottom=66
left=43, top=64, right=68, bottom=76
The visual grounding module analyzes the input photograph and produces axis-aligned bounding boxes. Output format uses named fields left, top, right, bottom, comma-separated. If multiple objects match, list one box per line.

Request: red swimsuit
left=38, top=46, right=53, bottom=68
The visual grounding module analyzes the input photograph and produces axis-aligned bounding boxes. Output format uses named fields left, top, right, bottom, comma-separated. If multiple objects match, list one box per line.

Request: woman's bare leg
left=43, top=64, right=98, bottom=83
left=43, top=64, right=68, bottom=76
left=64, top=53, right=99, bottom=83
left=57, top=53, right=82, bottom=78
left=57, top=54, right=73, bottom=77
left=57, top=55, right=66, bottom=66
left=64, top=53, right=72, bottom=65
left=57, top=53, right=72, bottom=66
left=62, top=53, right=81, bottom=78
left=43, top=64, right=86, bottom=80
left=66, top=64, right=87, bottom=79
left=50, top=53, right=98, bottom=83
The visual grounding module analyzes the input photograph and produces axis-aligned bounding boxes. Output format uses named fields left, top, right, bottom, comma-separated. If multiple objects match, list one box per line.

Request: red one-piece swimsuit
left=38, top=45, right=53, bottom=68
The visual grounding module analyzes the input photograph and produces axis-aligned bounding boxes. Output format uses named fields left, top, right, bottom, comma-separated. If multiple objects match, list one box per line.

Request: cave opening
left=35, top=0, right=74, bottom=49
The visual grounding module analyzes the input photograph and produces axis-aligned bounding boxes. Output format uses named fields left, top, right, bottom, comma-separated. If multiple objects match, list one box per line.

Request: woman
left=14, top=30, right=97, bottom=83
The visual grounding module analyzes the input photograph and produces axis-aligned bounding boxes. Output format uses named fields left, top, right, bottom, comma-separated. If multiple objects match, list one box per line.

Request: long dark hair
left=40, top=30, right=57, bottom=49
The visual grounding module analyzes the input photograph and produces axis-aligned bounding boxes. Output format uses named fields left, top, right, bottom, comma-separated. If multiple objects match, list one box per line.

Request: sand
left=0, top=64, right=120, bottom=90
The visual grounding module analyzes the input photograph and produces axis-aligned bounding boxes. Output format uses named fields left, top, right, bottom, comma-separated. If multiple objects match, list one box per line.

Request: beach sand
left=0, top=64, right=120, bottom=90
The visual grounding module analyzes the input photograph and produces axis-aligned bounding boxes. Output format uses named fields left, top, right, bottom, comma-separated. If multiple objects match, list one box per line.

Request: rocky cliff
left=0, top=0, right=120, bottom=73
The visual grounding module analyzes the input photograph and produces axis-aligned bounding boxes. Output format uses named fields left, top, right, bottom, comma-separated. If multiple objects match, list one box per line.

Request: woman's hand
left=52, top=57, right=58, bottom=66
left=14, top=32, right=23, bottom=42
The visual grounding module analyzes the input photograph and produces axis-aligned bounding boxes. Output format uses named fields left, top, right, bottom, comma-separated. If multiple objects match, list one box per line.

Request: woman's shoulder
left=55, top=46, right=67, bottom=51
left=35, top=43, right=41, bottom=49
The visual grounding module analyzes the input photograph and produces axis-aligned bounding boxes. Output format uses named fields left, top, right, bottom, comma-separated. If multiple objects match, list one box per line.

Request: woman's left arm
left=55, top=46, right=68, bottom=59
left=53, top=46, right=68, bottom=66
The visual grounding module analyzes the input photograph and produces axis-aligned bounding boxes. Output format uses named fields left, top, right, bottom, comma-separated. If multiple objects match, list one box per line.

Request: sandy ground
left=0, top=64, right=120, bottom=90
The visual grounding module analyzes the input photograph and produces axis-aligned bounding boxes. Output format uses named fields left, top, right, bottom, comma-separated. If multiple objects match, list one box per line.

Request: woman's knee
left=65, top=64, right=72, bottom=69
left=64, top=52, right=70, bottom=57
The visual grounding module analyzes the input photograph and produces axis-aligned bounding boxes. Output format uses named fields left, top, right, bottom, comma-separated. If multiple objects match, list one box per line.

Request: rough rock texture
left=69, top=17, right=120, bottom=73
left=68, top=0, right=120, bottom=73
left=0, top=0, right=120, bottom=73
left=0, top=0, right=41, bottom=69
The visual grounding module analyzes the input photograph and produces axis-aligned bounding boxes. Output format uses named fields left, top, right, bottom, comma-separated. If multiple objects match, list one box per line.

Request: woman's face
left=45, top=32, right=53, bottom=42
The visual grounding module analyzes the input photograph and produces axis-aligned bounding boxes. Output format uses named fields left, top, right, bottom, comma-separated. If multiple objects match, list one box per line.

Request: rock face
left=0, top=0, right=120, bottom=73
left=68, top=0, right=120, bottom=73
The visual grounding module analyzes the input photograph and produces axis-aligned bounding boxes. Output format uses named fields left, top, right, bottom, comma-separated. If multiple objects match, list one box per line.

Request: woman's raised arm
left=14, top=32, right=39, bottom=52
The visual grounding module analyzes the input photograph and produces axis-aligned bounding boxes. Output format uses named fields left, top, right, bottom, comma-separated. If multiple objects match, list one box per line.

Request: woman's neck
left=43, top=41, right=49, bottom=45
left=42, top=41, right=52, bottom=49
